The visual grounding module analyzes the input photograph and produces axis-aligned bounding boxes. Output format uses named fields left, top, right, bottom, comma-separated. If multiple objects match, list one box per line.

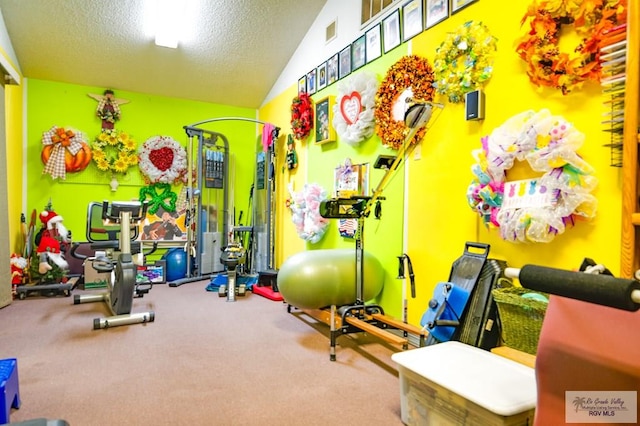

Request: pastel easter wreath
left=332, top=71, right=378, bottom=145
left=291, top=92, right=314, bottom=140
left=287, top=183, right=330, bottom=244
left=467, top=109, right=598, bottom=243
left=515, top=0, right=626, bottom=95
left=138, top=136, right=188, bottom=184
left=92, top=129, right=138, bottom=174
left=433, top=20, right=497, bottom=103
left=374, top=55, right=435, bottom=150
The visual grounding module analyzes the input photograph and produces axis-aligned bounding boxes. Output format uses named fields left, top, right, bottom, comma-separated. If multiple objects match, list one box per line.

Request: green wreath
left=433, top=21, right=497, bottom=103
left=139, top=183, right=177, bottom=216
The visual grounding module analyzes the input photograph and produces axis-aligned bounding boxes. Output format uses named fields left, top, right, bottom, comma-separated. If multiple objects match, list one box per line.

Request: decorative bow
left=41, top=126, right=84, bottom=179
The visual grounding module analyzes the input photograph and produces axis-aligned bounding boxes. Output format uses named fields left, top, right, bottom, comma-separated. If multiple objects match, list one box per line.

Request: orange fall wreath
left=374, top=55, right=435, bottom=150
left=515, top=0, right=627, bottom=95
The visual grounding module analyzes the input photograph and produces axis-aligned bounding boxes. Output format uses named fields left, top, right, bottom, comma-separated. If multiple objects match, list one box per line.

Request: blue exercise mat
left=205, top=274, right=258, bottom=292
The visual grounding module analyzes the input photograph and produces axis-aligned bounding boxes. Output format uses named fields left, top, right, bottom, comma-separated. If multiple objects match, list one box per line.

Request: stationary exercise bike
left=73, top=201, right=155, bottom=329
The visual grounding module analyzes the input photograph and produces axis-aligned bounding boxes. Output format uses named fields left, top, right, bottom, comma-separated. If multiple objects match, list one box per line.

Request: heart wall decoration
left=332, top=71, right=378, bottom=145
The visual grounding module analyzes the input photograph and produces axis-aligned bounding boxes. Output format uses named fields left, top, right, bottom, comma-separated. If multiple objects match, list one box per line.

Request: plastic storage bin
left=391, top=341, right=536, bottom=425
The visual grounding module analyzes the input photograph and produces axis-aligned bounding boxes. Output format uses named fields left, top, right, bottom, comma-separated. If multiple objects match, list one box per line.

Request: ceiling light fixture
left=154, top=0, right=186, bottom=48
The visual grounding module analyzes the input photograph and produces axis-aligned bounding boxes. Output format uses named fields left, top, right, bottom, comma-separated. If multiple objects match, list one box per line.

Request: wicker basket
left=491, top=287, right=548, bottom=355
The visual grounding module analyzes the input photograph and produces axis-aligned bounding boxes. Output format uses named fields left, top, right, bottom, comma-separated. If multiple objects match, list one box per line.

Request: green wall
left=27, top=79, right=259, bottom=245
left=305, top=47, right=408, bottom=315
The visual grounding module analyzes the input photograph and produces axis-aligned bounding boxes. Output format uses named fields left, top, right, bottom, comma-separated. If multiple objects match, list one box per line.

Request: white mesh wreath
left=138, top=136, right=187, bottom=184
left=332, top=71, right=378, bottom=145
left=467, top=109, right=598, bottom=243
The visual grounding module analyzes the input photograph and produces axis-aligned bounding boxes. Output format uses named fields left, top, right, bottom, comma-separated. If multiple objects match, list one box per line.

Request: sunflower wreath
left=91, top=128, right=138, bottom=175
left=466, top=109, right=598, bottom=243
left=138, top=135, right=188, bottom=184
left=332, top=71, right=378, bottom=145
left=515, top=0, right=626, bottom=95
left=374, top=55, right=435, bottom=150
left=290, top=92, right=314, bottom=140
left=433, top=20, right=498, bottom=103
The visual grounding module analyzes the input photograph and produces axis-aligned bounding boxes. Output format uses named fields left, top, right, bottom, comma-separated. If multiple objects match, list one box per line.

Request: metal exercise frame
left=170, top=117, right=279, bottom=287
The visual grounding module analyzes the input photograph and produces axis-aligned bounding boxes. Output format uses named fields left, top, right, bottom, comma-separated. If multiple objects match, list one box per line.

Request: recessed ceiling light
left=154, top=0, right=186, bottom=48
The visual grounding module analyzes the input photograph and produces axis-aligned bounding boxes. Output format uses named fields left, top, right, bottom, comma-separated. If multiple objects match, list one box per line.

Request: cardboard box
left=391, top=341, right=536, bottom=426
left=83, top=260, right=110, bottom=289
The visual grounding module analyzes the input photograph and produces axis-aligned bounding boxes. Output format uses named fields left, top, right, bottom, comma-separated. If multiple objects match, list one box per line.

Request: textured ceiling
left=0, top=0, right=327, bottom=109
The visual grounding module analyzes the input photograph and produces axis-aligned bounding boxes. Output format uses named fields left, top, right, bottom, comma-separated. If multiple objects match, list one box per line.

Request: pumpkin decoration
left=41, top=126, right=92, bottom=179
left=41, top=141, right=92, bottom=173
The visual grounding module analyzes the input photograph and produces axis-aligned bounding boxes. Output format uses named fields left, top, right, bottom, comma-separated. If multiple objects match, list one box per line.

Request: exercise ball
left=278, top=249, right=384, bottom=309
left=163, top=247, right=188, bottom=282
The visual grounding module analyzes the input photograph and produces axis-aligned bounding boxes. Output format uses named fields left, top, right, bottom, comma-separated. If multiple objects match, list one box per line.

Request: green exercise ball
left=278, top=249, right=385, bottom=309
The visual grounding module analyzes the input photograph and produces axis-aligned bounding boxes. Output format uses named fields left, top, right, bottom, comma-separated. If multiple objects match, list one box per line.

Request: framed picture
left=306, top=69, right=317, bottom=95
left=334, top=161, right=370, bottom=199
left=402, top=0, right=423, bottom=42
left=317, top=62, right=327, bottom=90
left=382, top=9, right=401, bottom=53
left=315, top=96, right=336, bottom=144
left=140, top=206, right=188, bottom=242
left=327, top=53, right=339, bottom=85
left=338, top=45, right=351, bottom=80
left=452, top=0, right=478, bottom=14
left=425, top=0, right=449, bottom=29
left=352, top=35, right=366, bottom=71
left=298, top=75, right=307, bottom=94
left=365, top=24, right=382, bottom=63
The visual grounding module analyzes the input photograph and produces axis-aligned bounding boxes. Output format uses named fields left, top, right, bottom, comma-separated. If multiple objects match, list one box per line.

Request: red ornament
left=290, top=92, right=314, bottom=140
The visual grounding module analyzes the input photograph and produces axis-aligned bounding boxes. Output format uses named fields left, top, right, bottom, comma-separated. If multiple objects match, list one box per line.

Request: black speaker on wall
left=465, top=89, right=485, bottom=121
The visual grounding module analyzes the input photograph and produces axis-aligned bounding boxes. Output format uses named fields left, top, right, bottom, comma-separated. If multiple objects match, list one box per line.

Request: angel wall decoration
left=88, top=89, right=130, bottom=130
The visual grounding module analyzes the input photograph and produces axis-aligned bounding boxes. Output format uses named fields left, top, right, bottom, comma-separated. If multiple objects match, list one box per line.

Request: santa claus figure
left=36, top=210, right=70, bottom=274
left=10, top=253, right=27, bottom=297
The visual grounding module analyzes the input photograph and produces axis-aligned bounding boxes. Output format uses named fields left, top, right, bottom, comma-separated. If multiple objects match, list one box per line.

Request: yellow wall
left=405, top=1, right=621, bottom=325
left=260, top=0, right=623, bottom=325
left=5, top=83, right=23, bottom=255
left=258, top=84, right=308, bottom=266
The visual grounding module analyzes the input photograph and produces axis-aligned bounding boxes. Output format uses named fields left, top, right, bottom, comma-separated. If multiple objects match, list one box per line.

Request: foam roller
left=506, top=265, right=640, bottom=312
left=278, top=249, right=384, bottom=309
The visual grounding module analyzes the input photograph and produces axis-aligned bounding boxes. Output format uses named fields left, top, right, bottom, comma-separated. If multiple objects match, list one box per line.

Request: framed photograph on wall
left=452, top=0, right=478, bottom=14
left=402, top=0, right=423, bottom=42
left=365, top=24, right=382, bottom=63
left=352, top=35, right=366, bottom=71
left=298, top=75, right=307, bottom=94
left=317, top=62, right=327, bottom=91
left=425, top=0, right=449, bottom=29
left=338, top=45, right=351, bottom=80
left=382, top=9, right=401, bottom=53
left=315, top=96, right=336, bottom=144
left=327, top=53, right=339, bottom=85
left=307, top=68, right=317, bottom=95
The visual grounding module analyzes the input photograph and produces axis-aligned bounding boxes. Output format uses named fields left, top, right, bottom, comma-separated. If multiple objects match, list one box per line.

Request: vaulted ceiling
left=0, top=0, right=327, bottom=108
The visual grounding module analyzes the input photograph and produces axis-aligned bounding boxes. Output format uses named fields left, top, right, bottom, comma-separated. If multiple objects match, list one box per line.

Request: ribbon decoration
left=139, top=182, right=178, bottom=216
left=41, top=126, right=84, bottom=180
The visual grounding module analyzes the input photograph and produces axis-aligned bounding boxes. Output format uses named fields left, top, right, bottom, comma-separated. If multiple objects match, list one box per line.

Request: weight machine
left=319, top=100, right=443, bottom=360
left=170, top=117, right=279, bottom=287
left=73, top=201, right=155, bottom=329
